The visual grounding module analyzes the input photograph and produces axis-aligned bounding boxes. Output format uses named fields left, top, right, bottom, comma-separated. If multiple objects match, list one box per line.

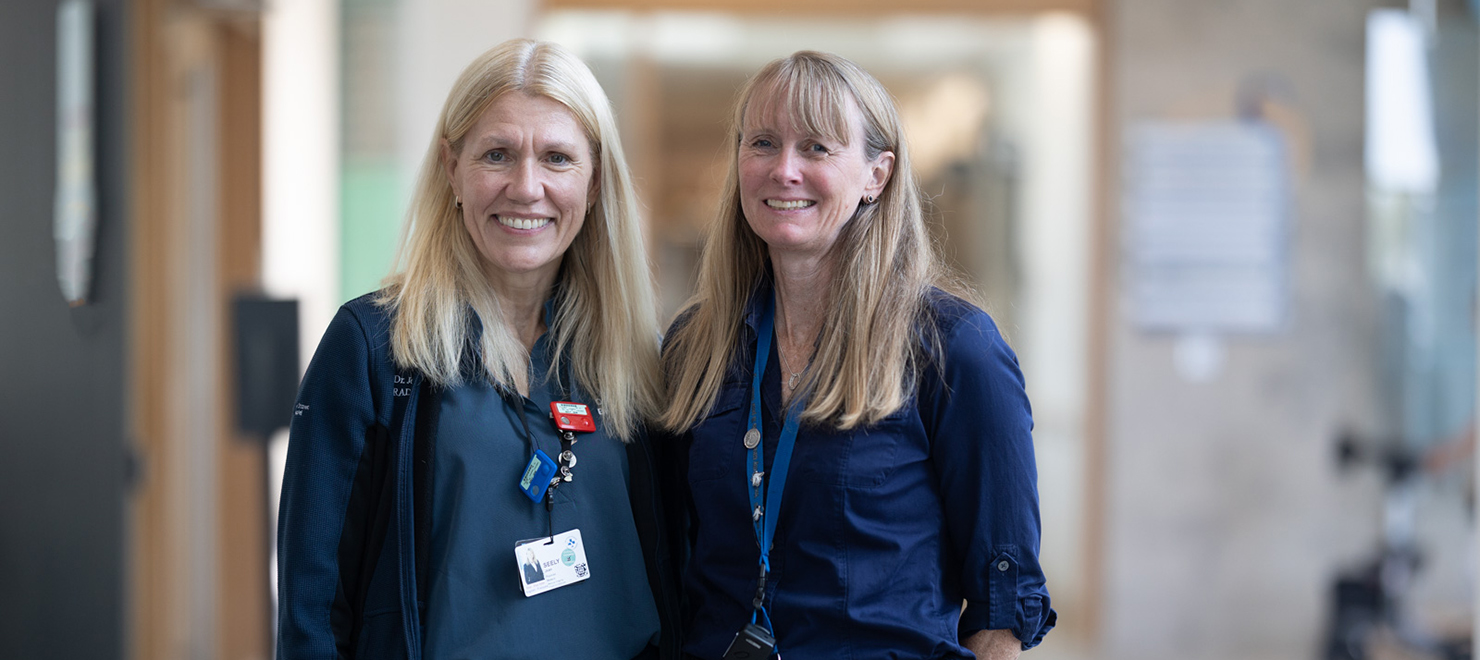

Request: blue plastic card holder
left=519, top=449, right=558, bottom=502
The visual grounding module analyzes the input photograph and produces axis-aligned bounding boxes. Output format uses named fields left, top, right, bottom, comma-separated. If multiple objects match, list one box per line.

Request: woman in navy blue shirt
left=658, top=51, right=1055, bottom=659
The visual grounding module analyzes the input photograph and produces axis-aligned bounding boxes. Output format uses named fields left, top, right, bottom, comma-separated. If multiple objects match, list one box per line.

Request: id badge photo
left=513, top=529, right=590, bottom=597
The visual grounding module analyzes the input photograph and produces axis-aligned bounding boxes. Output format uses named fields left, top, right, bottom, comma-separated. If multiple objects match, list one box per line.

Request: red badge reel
left=547, top=402, right=595, bottom=489
left=550, top=401, right=596, bottom=433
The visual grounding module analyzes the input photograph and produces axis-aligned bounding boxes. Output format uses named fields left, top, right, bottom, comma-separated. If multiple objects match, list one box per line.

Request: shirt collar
left=741, top=270, right=773, bottom=333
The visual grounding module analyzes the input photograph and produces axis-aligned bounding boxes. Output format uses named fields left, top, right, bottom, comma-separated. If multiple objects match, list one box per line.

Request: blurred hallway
left=0, top=0, right=1474, bottom=659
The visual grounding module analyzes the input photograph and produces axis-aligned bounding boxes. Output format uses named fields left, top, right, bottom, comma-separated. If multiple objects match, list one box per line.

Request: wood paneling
left=127, top=0, right=171, bottom=655
left=129, top=3, right=266, bottom=659
left=215, top=18, right=269, bottom=660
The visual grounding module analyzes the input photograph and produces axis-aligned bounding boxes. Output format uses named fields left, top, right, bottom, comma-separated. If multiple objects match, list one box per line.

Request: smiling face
left=737, top=84, right=893, bottom=262
left=443, top=92, right=595, bottom=290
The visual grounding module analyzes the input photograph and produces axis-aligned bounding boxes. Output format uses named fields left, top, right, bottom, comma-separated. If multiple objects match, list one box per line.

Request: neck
left=769, top=249, right=832, bottom=357
left=487, top=264, right=558, bottom=352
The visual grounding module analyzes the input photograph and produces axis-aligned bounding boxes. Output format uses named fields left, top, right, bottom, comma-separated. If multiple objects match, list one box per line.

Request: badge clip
left=550, top=401, right=596, bottom=433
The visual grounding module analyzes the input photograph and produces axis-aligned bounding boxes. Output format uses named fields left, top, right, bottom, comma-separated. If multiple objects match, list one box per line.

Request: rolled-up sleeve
left=277, top=305, right=380, bottom=659
left=924, top=307, right=1056, bottom=649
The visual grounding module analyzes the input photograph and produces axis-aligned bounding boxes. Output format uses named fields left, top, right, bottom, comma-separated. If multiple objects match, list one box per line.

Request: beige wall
left=1098, top=1, right=1409, bottom=658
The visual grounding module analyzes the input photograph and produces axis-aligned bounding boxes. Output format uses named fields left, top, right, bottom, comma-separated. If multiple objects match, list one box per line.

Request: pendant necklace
left=780, top=341, right=806, bottom=395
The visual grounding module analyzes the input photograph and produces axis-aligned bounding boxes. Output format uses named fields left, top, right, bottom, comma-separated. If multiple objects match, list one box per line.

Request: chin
left=762, top=231, right=819, bottom=250
left=496, top=249, right=565, bottom=272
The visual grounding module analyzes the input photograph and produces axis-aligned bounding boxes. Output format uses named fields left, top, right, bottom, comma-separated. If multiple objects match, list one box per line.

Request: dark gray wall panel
left=0, top=1, right=128, bottom=658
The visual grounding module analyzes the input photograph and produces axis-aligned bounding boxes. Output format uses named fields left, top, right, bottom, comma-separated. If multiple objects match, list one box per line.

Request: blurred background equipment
left=231, top=296, right=298, bottom=441
left=1323, top=430, right=1473, bottom=660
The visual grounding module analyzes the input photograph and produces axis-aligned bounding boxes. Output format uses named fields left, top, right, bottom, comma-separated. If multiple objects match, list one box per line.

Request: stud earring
left=455, top=196, right=462, bottom=210
left=864, top=195, right=876, bottom=205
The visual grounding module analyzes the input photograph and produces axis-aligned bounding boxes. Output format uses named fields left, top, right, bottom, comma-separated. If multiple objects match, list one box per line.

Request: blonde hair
left=380, top=39, right=660, bottom=440
left=660, top=51, right=959, bottom=432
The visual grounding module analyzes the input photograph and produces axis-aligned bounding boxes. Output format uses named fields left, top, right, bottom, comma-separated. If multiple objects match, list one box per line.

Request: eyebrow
left=742, top=111, right=850, bottom=146
left=464, top=132, right=586, bottom=157
left=741, top=126, right=845, bottom=146
left=536, top=138, right=586, bottom=155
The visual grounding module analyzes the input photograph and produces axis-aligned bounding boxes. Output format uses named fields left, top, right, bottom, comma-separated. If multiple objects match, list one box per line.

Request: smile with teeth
left=766, top=199, right=815, bottom=210
left=496, top=215, right=552, bottom=230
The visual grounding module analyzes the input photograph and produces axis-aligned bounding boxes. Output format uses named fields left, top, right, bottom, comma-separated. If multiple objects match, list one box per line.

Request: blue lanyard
left=745, top=294, right=803, bottom=632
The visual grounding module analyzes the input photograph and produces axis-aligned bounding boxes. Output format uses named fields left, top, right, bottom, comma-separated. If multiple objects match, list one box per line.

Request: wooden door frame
left=128, top=2, right=267, bottom=659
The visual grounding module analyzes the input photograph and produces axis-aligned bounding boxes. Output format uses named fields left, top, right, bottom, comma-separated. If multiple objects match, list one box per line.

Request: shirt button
left=997, top=560, right=1010, bottom=572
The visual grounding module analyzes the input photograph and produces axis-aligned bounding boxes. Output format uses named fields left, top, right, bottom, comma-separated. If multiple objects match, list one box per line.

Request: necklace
left=776, top=306, right=814, bottom=396
left=779, top=340, right=808, bottom=396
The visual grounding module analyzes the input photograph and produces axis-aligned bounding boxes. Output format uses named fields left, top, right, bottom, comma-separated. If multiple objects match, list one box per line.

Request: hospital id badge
left=514, top=529, right=590, bottom=597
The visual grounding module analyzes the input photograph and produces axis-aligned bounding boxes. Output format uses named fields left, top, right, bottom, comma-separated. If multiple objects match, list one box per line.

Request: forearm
left=964, top=628, right=1021, bottom=660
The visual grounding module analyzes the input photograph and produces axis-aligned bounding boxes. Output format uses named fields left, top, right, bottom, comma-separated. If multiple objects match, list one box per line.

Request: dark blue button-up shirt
left=670, top=286, right=1055, bottom=659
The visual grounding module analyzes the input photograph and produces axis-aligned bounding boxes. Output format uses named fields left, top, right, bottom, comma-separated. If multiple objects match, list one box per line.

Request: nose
left=770, top=149, right=802, bottom=185
left=507, top=158, right=543, bottom=203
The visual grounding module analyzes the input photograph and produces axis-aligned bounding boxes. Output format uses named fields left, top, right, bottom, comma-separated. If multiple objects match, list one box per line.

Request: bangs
left=743, top=58, right=855, bottom=146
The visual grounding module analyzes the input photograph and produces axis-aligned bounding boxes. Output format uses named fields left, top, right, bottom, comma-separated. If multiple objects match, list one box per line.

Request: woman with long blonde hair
left=660, top=51, right=1054, bottom=659
left=278, top=39, right=678, bottom=660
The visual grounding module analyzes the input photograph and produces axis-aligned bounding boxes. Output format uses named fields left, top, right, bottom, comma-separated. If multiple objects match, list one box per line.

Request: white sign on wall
left=1124, top=121, right=1290, bottom=333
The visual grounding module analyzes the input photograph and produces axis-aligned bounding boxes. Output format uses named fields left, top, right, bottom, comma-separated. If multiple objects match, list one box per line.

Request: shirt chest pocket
left=832, top=408, right=916, bottom=490
left=686, top=386, right=747, bottom=483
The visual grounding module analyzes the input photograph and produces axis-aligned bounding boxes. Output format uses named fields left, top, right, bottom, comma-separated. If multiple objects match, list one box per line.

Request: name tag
left=514, top=529, right=590, bottom=597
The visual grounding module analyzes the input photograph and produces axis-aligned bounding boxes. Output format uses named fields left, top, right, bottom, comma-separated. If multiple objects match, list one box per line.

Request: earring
left=455, top=196, right=462, bottom=210
left=864, top=195, right=876, bottom=205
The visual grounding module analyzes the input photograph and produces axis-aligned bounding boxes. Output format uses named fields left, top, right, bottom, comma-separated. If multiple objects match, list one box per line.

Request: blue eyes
left=747, top=138, right=831, bottom=154
left=482, top=151, right=574, bottom=165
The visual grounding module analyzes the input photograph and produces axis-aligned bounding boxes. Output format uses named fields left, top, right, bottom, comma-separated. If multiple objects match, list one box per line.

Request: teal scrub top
left=421, top=327, right=659, bottom=659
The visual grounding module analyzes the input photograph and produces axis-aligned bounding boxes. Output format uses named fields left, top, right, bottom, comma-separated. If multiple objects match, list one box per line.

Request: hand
left=964, top=628, right=1021, bottom=660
